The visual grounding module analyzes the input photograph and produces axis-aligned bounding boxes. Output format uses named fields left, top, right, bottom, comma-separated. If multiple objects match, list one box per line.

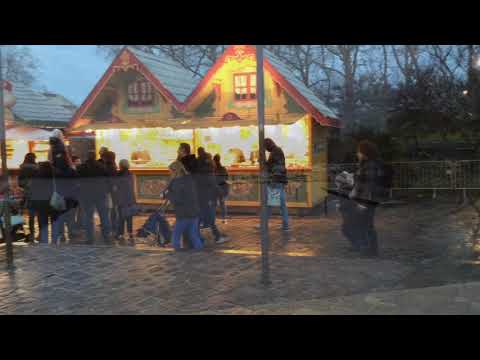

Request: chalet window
left=128, top=80, right=154, bottom=107
left=234, top=73, right=256, bottom=101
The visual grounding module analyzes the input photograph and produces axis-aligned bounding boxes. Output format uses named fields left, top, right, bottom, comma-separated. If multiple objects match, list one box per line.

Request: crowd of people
left=13, top=130, right=237, bottom=250
left=17, top=132, right=138, bottom=246
left=11, top=128, right=385, bottom=257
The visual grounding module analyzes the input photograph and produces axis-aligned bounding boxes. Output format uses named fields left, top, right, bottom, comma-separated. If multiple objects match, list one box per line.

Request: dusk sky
left=28, top=45, right=110, bottom=106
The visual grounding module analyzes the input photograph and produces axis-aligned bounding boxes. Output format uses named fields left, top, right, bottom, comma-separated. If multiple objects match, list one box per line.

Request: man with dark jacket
left=53, top=150, right=79, bottom=243
left=30, top=162, right=57, bottom=244
left=177, top=143, right=228, bottom=245
left=196, top=147, right=228, bottom=244
left=77, top=151, right=112, bottom=244
left=263, top=138, right=289, bottom=231
left=349, top=140, right=385, bottom=257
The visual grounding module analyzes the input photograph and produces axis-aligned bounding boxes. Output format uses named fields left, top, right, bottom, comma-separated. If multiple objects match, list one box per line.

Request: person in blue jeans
left=77, top=151, right=112, bottom=244
left=263, top=138, right=289, bottom=231
left=166, top=161, right=203, bottom=251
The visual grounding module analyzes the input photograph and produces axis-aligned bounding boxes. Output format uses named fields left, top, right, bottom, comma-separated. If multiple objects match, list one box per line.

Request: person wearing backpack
left=349, top=140, right=391, bottom=257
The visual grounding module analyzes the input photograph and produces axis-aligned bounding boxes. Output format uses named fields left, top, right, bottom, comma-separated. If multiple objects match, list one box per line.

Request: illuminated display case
left=96, top=128, right=193, bottom=169
left=91, top=116, right=326, bottom=209
left=195, top=117, right=310, bottom=169
left=95, top=117, right=310, bottom=171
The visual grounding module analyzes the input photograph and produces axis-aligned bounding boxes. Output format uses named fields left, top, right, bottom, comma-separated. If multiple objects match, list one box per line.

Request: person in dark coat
left=114, top=160, right=136, bottom=245
left=166, top=161, right=203, bottom=251
left=47, top=149, right=78, bottom=244
left=18, top=153, right=38, bottom=242
left=213, top=154, right=229, bottom=224
left=263, top=138, right=289, bottom=231
left=70, top=155, right=84, bottom=234
left=178, top=143, right=197, bottom=174
left=177, top=143, right=203, bottom=247
left=77, top=151, right=112, bottom=244
left=196, top=147, right=228, bottom=244
left=103, top=151, right=119, bottom=235
left=349, top=140, right=384, bottom=257
left=30, top=162, right=57, bottom=244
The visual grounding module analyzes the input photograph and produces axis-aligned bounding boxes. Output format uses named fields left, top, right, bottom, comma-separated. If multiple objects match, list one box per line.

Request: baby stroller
left=0, top=200, right=27, bottom=244
left=136, top=199, right=172, bottom=247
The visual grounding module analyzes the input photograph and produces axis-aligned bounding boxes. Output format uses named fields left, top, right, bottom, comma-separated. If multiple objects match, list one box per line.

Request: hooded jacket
left=166, top=174, right=200, bottom=219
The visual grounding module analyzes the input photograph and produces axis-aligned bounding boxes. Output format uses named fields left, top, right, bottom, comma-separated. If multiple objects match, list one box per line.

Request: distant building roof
left=126, top=46, right=200, bottom=103
left=11, top=83, right=77, bottom=128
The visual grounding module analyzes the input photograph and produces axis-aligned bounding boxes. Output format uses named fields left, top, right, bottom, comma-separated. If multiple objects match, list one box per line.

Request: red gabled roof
left=68, top=47, right=185, bottom=131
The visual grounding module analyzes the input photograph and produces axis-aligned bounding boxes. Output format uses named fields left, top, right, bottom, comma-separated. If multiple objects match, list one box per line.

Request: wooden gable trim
left=68, top=48, right=126, bottom=131
left=180, top=46, right=237, bottom=112
left=68, top=48, right=183, bottom=131
left=182, top=45, right=342, bottom=128
left=263, top=59, right=342, bottom=129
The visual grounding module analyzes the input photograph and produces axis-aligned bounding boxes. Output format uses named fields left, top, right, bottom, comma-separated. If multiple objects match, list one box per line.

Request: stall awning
left=72, top=113, right=307, bottom=132
left=6, top=127, right=52, bottom=141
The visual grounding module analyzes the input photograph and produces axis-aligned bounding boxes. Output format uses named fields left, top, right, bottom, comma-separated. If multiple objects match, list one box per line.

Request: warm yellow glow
left=31, top=141, right=49, bottom=163
left=129, top=246, right=315, bottom=257
left=196, top=117, right=310, bottom=168
left=4, top=140, right=29, bottom=168
left=95, top=117, right=309, bottom=170
left=96, top=127, right=193, bottom=169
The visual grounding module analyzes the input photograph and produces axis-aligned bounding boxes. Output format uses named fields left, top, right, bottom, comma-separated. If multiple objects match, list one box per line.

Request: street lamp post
left=256, top=45, right=271, bottom=286
left=0, top=46, right=14, bottom=270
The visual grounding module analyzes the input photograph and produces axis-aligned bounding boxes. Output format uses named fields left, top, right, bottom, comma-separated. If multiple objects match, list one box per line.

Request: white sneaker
left=215, top=237, right=229, bottom=244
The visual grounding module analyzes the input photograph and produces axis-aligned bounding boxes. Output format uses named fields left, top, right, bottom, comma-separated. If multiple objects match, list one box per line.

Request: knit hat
left=51, top=129, right=64, bottom=142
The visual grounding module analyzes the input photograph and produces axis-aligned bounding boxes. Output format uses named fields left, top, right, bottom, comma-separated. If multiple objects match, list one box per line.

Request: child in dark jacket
left=166, top=161, right=203, bottom=251
left=114, top=160, right=136, bottom=245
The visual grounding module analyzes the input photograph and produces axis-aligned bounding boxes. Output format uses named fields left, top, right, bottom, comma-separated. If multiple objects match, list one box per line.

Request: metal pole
left=256, top=45, right=271, bottom=286
left=0, top=46, right=14, bottom=270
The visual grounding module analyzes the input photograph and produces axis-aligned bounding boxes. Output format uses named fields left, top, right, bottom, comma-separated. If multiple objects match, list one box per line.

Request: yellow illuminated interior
left=95, top=117, right=310, bottom=170
left=96, top=128, right=194, bottom=169
left=5, top=140, right=29, bottom=168
left=31, top=141, right=49, bottom=163
left=196, top=117, right=310, bottom=169
left=2, top=140, right=50, bottom=169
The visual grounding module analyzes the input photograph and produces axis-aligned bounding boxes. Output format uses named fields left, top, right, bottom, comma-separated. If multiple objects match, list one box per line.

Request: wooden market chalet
left=67, top=45, right=341, bottom=210
left=3, top=80, right=77, bottom=167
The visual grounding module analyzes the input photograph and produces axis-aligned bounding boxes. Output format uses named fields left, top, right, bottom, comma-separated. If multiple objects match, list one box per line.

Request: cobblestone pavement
left=201, top=282, right=480, bottom=315
left=0, top=199, right=478, bottom=314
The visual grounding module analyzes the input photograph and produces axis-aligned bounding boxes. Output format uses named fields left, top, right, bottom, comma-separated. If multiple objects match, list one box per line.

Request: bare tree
left=2, top=46, right=39, bottom=85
